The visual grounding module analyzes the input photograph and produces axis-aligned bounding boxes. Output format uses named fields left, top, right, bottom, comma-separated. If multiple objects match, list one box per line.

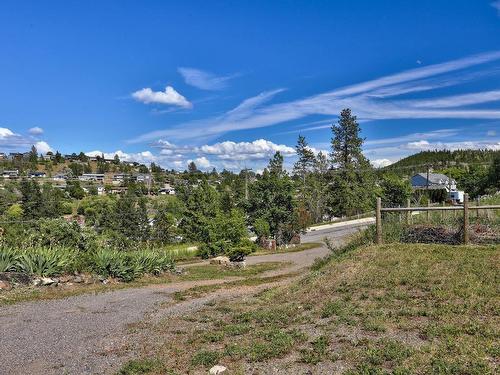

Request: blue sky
left=0, top=0, right=499, bottom=171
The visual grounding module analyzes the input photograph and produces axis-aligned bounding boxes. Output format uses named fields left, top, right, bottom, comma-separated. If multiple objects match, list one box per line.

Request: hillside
left=119, top=243, right=499, bottom=374
left=385, top=149, right=499, bottom=174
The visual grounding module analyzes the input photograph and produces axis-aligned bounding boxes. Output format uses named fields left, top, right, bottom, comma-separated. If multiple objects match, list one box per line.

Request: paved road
left=0, top=222, right=366, bottom=375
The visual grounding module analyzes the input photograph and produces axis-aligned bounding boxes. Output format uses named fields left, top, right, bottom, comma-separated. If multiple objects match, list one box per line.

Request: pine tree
left=29, top=145, right=38, bottom=166
left=268, top=151, right=285, bottom=177
left=327, top=109, right=374, bottom=217
left=188, top=161, right=198, bottom=174
left=293, top=135, right=316, bottom=202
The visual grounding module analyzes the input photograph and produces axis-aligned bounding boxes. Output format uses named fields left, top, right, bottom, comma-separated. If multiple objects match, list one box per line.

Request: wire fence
left=376, top=194, right=500, bottom=245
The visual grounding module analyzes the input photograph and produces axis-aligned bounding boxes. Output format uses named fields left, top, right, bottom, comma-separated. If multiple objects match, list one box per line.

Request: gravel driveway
left=0, top=224, right=365, bottom=375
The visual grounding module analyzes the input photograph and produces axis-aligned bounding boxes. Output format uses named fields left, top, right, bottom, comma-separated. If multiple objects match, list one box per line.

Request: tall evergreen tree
left=293, top=135, right=316, bottom=202
left=327, top=109, right=374, bottom=217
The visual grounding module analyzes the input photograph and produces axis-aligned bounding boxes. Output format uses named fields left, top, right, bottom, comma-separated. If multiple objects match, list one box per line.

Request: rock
left=209, top=256, right=231, bottom=265
left=0, top=280, right=12, bottom=291
left=0, top=272, right=31, bottom=286
left=40, top=277, right=56, bottom=286
left=58, top=275, right=73, bottom=283
left=33, top=278, right=42, bottom=286
left=101, top=279, right=109, bottom=285
left=229, top=261, right=246, bottom=269
left=209, top=365, right=227, bottom=375
left=73, top=276, right=83, bottom=283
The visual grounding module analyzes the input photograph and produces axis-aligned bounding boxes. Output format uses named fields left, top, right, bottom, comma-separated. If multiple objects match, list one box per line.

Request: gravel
left=0, top=224, right=364, bottom=375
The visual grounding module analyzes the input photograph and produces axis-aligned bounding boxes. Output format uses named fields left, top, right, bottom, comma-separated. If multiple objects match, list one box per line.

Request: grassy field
left=120, top=243, right=499, bottom=374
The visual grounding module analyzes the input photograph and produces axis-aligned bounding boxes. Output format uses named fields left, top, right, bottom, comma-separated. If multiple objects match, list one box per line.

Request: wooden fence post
left=441, top=201, right=445, bottom=220
left=376, top=197, right=382, bottom=244
left=463, top=193, right=469, bottom=245
left=426, top=200, right=430, bottom=221
left=406, top=198, right=411, bottom=225
left=476, top=197, right=480, bottom=219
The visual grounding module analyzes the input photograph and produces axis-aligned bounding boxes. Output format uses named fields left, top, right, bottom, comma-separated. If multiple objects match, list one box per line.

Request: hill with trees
left=385, top=149, right=499, bottom=173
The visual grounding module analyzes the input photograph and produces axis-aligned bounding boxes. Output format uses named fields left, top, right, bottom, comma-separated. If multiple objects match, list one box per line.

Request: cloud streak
left=178, top=67, right=237, bottom=90
left=131, top=51, right=500, bottom=143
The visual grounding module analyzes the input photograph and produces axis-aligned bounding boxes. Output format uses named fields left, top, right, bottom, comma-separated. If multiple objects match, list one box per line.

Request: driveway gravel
left=0, top=223, right=365, bottom=374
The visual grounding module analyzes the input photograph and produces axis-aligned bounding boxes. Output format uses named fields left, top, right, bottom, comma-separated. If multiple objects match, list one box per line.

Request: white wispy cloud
left=178, top=67, right=237, bottom=90
left=28, top=126, right=44, bottom=135
left=492, top=1, right=500, bottom=16
left=132, top=86, right=192, bottom=108
left=364, top=129, right=460, bottom=146
left=131, top=51, right=500, bottom=143
left=406, top=90, right=500, bottom=109
left=0, top=127, right=52, bottom=152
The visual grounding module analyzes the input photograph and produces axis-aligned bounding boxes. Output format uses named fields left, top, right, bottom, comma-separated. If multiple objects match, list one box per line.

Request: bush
left=197, top=239, right=256, bottom=261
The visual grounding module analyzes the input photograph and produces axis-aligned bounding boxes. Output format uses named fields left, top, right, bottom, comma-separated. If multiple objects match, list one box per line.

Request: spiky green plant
left=17, top=247, right=76, bottom=276
left=0, top=248, right=20, bottom=272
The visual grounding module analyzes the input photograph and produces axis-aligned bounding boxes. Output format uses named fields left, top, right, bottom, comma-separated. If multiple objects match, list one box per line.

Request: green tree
left=29, top=145, right=38, bottom=166
left=293, top=135, right=316, bottom=202
left=248, top=152, right=297, bottom=245
left=177, top=180, right=219, bottom=242
left=485, top=154, right=500, bottom=194
left=54, top=151, right=63, bottom=164
left=151, top=206, right=177, bottom=244
left=66, top=180, right=85, bottom=199
left=20, top=178, right=42, bottom=220
left=326, top=109, right=374, bottom=217
left=380, top=173, right=412, bottom=207
left=188, top=161, right=198, bottom=174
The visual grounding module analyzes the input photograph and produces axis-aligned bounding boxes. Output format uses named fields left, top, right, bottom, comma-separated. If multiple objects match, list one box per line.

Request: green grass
left=121, top=242, right=499, bottom=373
left=118, top=359, right=166, bottom=375
left=250, top=242, right=321, bottom=256
left=178, top=262, right=288, bottom=281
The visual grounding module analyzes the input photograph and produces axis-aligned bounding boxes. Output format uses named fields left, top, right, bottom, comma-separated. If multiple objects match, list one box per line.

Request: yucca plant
left=0, top=247, right=20, bottom=272
left=17, top=247, right=76, bottom=277
left=91, top=249, right=141, bottom=281
left=133, top=250, right=174, bottom=275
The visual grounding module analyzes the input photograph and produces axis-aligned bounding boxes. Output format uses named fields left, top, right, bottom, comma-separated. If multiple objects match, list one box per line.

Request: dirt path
left=0, top=224, right=364, bottom=375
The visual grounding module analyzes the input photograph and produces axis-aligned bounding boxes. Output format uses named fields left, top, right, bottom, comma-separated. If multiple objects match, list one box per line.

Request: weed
left=118, top=358, right=164, bottom=374
left=191, top=349, right=220, bottom=367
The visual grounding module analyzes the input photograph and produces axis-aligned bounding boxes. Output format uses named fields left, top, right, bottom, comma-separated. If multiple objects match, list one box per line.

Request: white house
left=411, top=173, right=457, bottom=192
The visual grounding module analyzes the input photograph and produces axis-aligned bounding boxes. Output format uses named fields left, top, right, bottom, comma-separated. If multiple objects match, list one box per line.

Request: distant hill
left=384, top=149, right=499, bottom=175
